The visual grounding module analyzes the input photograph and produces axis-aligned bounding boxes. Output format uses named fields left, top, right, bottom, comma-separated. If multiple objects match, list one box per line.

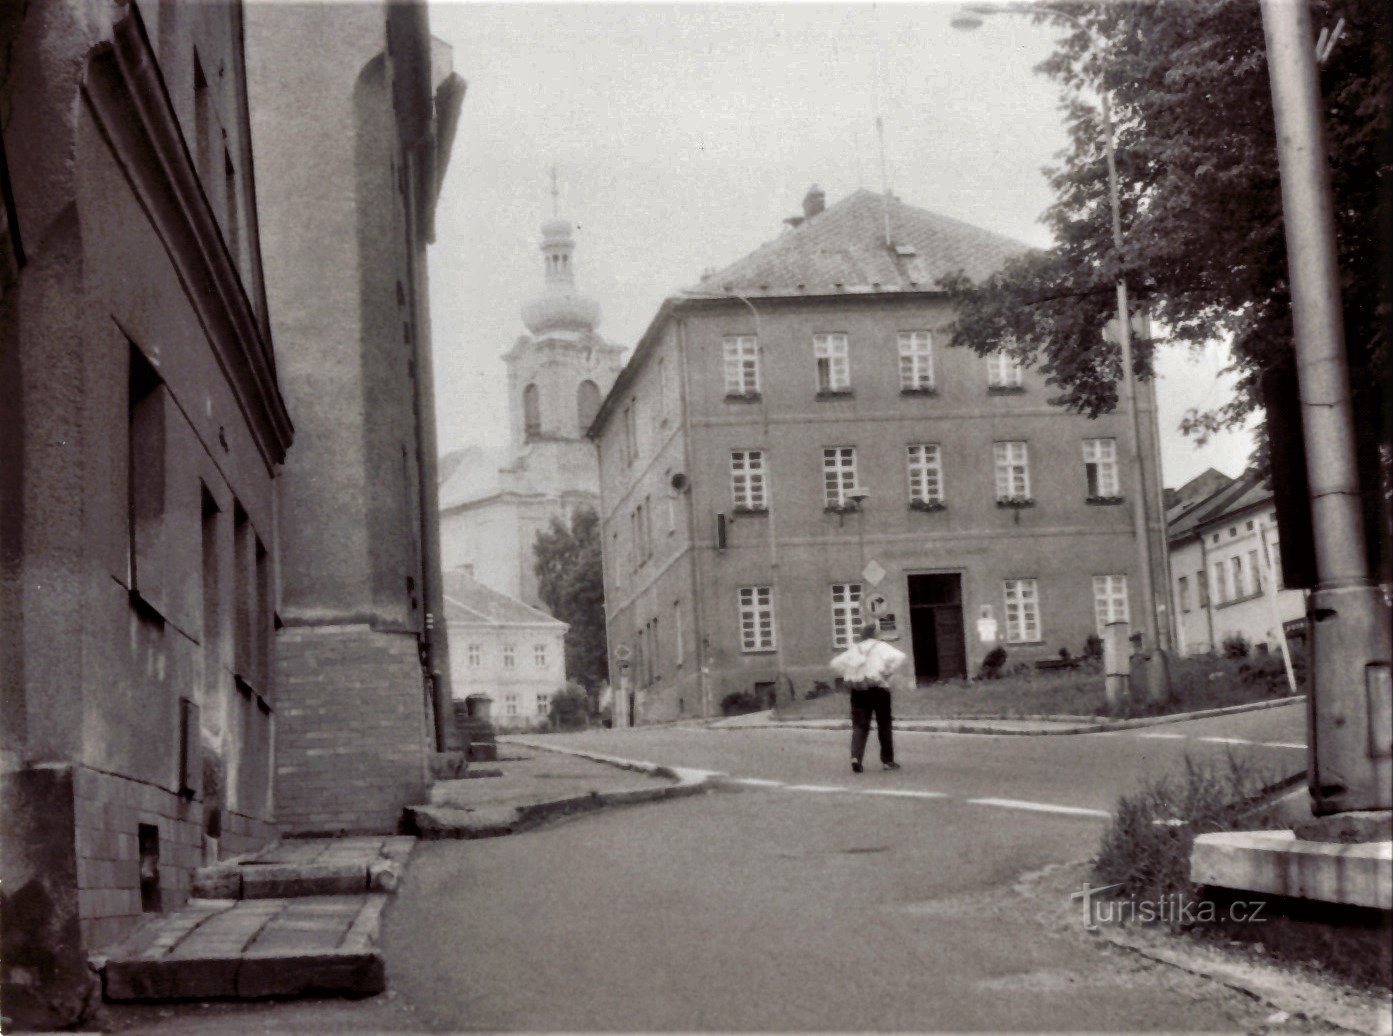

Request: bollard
left=1103, top=620, right=1131, bottom=706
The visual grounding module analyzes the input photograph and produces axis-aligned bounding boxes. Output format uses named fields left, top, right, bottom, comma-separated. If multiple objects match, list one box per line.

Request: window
left=657, top=357, right=669, bottom=424
left=1211, top=560, right=1228, bottom=604
left=467, top=644, right=481, bottom=666
left=822, top=447, right=858, bottom=508
left=1247, top=549, right=1261, bottom=595
left=1228, top=526, right=1237, bottom=538
left=674, top=600, right=684, bottom=667
left=986, top=350, right=1023, bottom=388
left=1268, top=536, right=1284, bottom=589
left=1245, top=519, right=1255, bottom=531
left=502, top=645, right=515, bottom=668
left=1230, top=555, right=1244, bottom=599
left=129, top=346, right=167, bottom=613
left=577, top=380, right=601, bottom=433
left=1178, top=576, right=1191, bottom=613
left=731, top=450, right=767, bottom=511
left=1083, top=438, right=1120, bottom=498
left=536, top=693, right=550, bottom=716
left=622, top=399, right=638, bottom=464
left=523, top=383, right=541, bottom=438
left=814, top=333, right=850, bottom=392
left=1003, top=579, right=1041, bottom=643
left=898, top=331, right=934, bottom=391
left=831, top=583, right=863, bottom=649
left=643, top=495, right=654, bottom=561
left=738, top=586, right=775, bottom=652
left=504, top=693, right=519, bottom=718
left=993, top=441, right=1030, bottom=501
left=1197, top=569, right=1209, bottom=607
left=723, top=336, right=759, bottom=396
left=906, top=444, right=944, bottom=506
left=1093, top=574, right=1129, bottom=634
left=534, top=644, right=546, bottom=667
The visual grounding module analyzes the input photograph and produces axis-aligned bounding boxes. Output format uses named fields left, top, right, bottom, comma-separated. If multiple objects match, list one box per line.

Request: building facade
left=244, top=1, right=463, bottom=835
left=438, top=215, right=624, bottom=607
left=443, top=572, right=569, bottom=731
left=1167, top=471, right=1305, bottom=658
left=590, top=188, right=1168, bottom=721
left=1, top=1, right=292, bottom=1024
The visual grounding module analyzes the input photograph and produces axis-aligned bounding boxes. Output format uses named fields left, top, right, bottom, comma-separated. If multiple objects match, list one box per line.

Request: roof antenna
left=872, top=3, right=891, bottom=247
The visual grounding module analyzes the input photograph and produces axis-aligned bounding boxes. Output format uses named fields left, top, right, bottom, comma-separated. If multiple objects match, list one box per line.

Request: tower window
left=577, top=380, right=601, bottom=433
left=523, top=383, right=541, bottom=438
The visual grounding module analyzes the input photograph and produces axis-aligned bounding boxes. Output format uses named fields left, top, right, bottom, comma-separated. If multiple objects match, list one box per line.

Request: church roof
left=441, top=569, right=567, bottom=629
left=438, top=443, right=509, bottom=510
left=690, top=188, right=1030, bottom=298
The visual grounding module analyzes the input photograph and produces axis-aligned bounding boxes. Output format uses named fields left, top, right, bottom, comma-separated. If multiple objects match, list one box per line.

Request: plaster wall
left=448, top=622, right=567, bottom=729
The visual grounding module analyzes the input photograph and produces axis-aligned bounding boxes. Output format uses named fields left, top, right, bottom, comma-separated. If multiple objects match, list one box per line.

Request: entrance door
left=908, top=574, right=967, bottom=683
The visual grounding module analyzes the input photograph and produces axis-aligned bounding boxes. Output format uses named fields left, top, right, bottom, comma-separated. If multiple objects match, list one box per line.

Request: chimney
left=802, top=184, right=826, bottom=219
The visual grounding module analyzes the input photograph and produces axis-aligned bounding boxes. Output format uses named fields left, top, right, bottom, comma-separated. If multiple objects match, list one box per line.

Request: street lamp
left=952, top=1, right=1171, bottom=700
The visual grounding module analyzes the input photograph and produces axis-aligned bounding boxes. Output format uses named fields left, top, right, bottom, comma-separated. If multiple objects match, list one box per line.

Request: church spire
left=521, top=171, right=600, bottom=335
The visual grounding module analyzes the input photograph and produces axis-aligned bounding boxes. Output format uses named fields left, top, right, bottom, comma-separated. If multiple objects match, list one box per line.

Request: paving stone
left=235, top=952, right=385, bottom=998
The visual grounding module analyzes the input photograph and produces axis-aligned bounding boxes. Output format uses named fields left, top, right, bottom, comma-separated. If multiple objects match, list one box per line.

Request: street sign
left=861, top=559, right=885, bottom=586
left=613, top=644, right=632, bottom=662
left=877, top=614, right=899, bottom=640
left=866, top=593, right=888, bottom=616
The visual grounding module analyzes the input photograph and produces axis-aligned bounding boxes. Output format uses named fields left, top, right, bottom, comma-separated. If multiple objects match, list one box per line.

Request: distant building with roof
left=438, top=215, right=624, bottom=607
left=587, top=186, right=1169, bottom=722
left=443, top=571, right=568, bottom=730
left=1166, top=469, right=1304, bottom=657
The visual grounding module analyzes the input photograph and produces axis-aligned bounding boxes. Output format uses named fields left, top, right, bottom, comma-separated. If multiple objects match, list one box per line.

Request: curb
left=406, top=740, right=717, bottom=840
left=748, top=695, right=1306, bottom=737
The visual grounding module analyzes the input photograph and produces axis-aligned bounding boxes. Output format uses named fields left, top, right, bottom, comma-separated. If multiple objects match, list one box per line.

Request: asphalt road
left=381, top=703, right=1310, bottom=1032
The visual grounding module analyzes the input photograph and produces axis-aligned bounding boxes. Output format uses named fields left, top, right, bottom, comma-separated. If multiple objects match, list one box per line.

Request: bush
left=1221, top=633, right=1251, bottom=659
left=1083, top=633, right=1103, bottom=660
left=548, top=683, right=591, bottom=730
left=977, top=646, right=1008, bottom=680
left=805, top=680, right=837, bottom=701
left=720, top=690, right=765, bottom=716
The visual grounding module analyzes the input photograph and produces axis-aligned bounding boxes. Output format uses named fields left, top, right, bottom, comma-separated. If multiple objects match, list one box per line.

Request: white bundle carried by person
left=830, top=631, right=907, bottom=690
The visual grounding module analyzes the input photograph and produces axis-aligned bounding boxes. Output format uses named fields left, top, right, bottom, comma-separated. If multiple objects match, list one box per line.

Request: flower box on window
left=900, top=387, right=937, bottom=397
left=908, top=500, right=946, bottom=513
left=732, top=506, right=768, bottom=517
left=996, top=496, right=1035, bottom=509
left=724, top=391, right=762, bottom=403
left=815, top=390, right=855, bottom=401
left=823, top=502, right=861, bottom=515
left=987, top=385, right=1027, bottom=396
left=1086, top=495, right=1125, bottom=506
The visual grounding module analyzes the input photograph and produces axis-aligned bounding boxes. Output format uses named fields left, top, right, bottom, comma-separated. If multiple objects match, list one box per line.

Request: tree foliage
left=534, top=506, right=609, bottom=693
left=942, top=0, right=1390, bottom=448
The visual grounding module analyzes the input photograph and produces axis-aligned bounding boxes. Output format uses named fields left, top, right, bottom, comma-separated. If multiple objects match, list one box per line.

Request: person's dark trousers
left=849, top=687, right=894, bottom=765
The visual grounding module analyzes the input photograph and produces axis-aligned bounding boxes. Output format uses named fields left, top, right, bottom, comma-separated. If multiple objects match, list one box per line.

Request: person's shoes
left=882, top=761, right=901, bottom=771
left=851, top=760, right=864, bottom=773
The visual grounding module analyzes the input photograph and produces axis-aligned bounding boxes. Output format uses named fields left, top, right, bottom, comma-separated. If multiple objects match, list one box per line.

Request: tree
left=942, top=1, right=1389, bottom=452
left=534, top=506, right=609, bottom=697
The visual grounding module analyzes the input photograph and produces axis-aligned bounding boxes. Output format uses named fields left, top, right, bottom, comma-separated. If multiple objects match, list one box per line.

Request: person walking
left=829, top=621, right=907, bottom=773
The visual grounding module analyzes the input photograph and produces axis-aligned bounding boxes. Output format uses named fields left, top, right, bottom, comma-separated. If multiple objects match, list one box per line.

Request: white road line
left=1260, top=742, right=1307, bottom=750
left=1135, top=732, right=1187, bottom=739
left=967, top=797, right=1111, bottom=818
left=731, top=777, right=784, bottom=787
left=1199, top=737, right=1251, bottom=745
left=859, top=789, right=948, bottom=799
left=783, top=784, right=850, bottom=793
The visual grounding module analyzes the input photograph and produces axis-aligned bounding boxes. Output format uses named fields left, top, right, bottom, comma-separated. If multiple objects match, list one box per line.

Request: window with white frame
left=533, top=644, right=546, bottom=667
left=1211, top=560, right=1228, bottom=604
left=1247, top=549, right=1262, bottom=595
left=502, top=644, right=515, bottom=668
left=1230, top=555, right=1244, bottom=598
left=1083, top=438, right=1120, bottom=498
left=737, top=586, right=775, bottom=652
left=536, top=693, right=550, bottom=716
left=723, top=336, right=759, bottom=395
left=467, top=643, right=481, bottom=666
left=1003, top=579, right=1041, bottom=643
left=830, top=583, right=863, bottom=649
left=814, top=333, right=850, bottom=392
left=906, top=444, right=944, bottom=505
left=993, top=441, right=1030, bottom=500
left=1092, top=574, right=1129, bottom=633
left=1178, top=576, right=1191, bottom=613
left=986, top=350, right=1023, bottom=388
left=898, top=331, right=934, bottom=390
left=730, top=450, right=767, bottom=511
left=504, top=693, right=519, bottom=717
left=822, top=447, right=858, bottom=508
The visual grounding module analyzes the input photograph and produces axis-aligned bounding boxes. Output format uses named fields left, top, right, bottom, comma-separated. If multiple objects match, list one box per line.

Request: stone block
left=1192, top=829, right=1393, bottom=909
left=236, top=951, right=385, bottom=998
left=240, top=862, right=367, bottom=899
left=192, top=868, right=244, bottom=899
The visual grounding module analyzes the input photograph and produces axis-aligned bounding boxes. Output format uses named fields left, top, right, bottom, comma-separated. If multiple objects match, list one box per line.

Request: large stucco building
left=245, top=1, right=463, bottom=834
left=1167, top=470, right=1305, bottom=658
left=590, top=187, right=1168, bottom=721
left=438, top=215, right=624, bottom=608
left=1, top=2, right=291, bottom=1024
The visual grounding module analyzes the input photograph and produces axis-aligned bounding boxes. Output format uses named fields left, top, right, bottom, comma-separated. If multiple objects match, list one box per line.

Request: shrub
left=720, top=690, right=765, bottom=716
left=1221, top=633, right=1251, bottom=659
left=805, top=680, right=837, bottom=701
left=977, top=646, right=1008, bottom=680
left=548, top=683, right=591, bottom=730
left=1083, top=633, right=1103, bottom=660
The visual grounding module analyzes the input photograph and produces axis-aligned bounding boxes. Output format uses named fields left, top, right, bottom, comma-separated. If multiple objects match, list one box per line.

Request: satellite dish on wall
left=670, top=472, right=690, bottom=493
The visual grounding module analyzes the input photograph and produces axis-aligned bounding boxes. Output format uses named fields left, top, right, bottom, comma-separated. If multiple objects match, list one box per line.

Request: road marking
left=784, top=784, right=850, bottom=793
left=1199, top=737, right=1251, bottom=745
left=859, top=789, right=948, bottom=799
left=1260, top=741, right=1307, bottom=750
left=1135, top=732, right=1187, bottom=739
left=730, top=777, right=784, bottom=787
left=966, top=797, right=1110, bottom=818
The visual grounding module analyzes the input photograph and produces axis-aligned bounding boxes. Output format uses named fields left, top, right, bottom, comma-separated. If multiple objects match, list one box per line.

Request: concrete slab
left=1191, top=829, right=1393, bottom=909
left=100, top=895, right=390, bottom=1002
left=191, top=837, right=415, bottom=899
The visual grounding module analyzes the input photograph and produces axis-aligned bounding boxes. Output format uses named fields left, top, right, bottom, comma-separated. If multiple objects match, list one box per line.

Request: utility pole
left=1260, top=0, right=1391, bottom=816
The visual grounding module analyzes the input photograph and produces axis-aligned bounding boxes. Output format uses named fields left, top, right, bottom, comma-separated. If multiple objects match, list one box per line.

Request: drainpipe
left=1198, top=532, right=1216, bottom=654
left=675, top=313, right=711, bottom=718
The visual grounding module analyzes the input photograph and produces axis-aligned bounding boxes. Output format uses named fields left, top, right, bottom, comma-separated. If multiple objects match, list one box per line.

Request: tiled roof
left=689, top=189, right=1029, bottom=298
left=1167, top=471, right=1269, bottom=542
left=441, top=570, right=566, bottom=629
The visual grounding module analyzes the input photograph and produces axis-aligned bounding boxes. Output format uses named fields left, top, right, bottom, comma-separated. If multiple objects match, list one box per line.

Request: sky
left=426, top=1, right=1256, bottom=489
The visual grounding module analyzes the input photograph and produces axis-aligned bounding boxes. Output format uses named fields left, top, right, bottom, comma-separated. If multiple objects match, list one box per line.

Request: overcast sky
left=426, top=1, right=1256, bottom=488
